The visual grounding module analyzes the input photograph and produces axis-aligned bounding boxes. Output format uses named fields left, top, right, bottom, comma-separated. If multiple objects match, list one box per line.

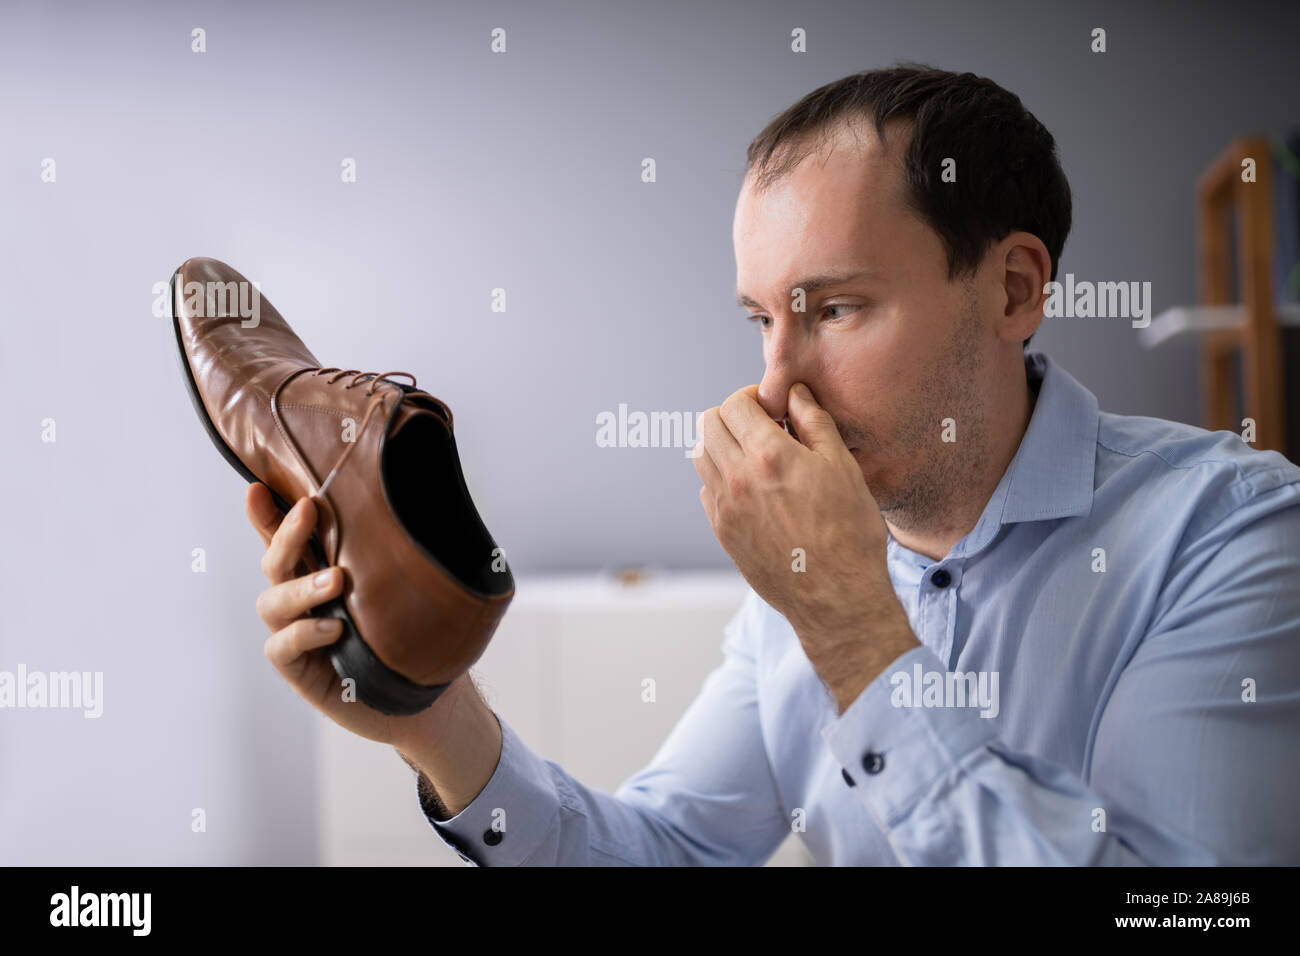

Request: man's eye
left=746, top=306, right=858, bottom=328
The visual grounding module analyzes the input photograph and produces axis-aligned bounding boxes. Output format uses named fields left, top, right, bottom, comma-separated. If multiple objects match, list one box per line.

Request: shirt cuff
left=821, top=644, right=999, bottom=829
left=414, top=711, right=562, bottom=866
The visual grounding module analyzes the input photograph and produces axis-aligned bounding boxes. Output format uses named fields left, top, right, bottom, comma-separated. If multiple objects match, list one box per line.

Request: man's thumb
left=787, top=383, right=845, bottom=456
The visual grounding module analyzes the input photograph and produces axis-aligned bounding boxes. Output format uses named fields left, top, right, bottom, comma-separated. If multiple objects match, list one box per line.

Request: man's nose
left=757, top=321, right=806, bottom=421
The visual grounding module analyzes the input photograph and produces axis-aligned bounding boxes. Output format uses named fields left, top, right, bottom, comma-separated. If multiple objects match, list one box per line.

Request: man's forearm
left=394, top=675, right=503, bottom=820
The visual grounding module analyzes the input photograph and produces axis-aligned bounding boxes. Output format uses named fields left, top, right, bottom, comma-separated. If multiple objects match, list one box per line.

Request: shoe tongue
left=386, top=401, right=447, bottom=440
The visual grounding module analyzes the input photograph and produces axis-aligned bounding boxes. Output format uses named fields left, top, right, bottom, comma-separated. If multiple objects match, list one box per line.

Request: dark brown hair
left=745, top=64, right=1072, bottom=348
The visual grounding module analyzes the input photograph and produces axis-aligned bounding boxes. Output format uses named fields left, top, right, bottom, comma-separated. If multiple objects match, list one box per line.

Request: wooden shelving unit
left=1196, top=136, right=1288, bottom=456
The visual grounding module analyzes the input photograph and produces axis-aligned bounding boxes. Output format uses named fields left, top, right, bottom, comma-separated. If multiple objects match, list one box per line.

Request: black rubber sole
left=168, top=266, right=449, bottom=715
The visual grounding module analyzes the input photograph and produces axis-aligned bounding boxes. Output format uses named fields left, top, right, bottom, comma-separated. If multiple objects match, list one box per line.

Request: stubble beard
left=834, top=290, right=989, bottom=535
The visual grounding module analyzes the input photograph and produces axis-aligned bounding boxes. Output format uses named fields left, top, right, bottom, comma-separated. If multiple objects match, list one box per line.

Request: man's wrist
left=813, top=599, right=919, bottom=714
left=414, top=767, right=453, bottom=821
left=394, top=679, right=504, bottom=820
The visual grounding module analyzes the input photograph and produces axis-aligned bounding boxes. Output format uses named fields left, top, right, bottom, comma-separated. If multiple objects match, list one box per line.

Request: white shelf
left=1139, top=303, right=1300, bottom=349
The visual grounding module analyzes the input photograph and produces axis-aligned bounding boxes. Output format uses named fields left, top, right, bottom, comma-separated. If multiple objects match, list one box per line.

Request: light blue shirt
left=418, top=351, right=1300, bottom=865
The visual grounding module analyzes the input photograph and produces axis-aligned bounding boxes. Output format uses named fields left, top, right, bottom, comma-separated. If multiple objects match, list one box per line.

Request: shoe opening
left=381, top=411, right=513, bottom=597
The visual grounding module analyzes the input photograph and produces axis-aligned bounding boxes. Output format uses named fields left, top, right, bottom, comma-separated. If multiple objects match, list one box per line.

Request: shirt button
left=931, top=568, right=951, bottom=588
left=862, top=752, right=885, bottom=774
left=841, top=767, right=856, bottom=787
left=483, top=829, right=503, bottom=846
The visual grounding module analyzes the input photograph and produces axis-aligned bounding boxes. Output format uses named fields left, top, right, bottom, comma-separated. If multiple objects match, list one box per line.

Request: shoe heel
left=313, top=598, right=450, bottom=715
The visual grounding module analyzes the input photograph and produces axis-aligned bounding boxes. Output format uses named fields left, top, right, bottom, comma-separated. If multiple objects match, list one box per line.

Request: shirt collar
left=951, top=351, right=1099, bottom=557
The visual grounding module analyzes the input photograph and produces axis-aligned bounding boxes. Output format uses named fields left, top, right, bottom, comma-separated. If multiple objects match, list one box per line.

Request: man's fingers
left=255, top=567, right=343, bottom=631
left=691, top=435, right=723, bottom=490
left=264, top=616, right=345, bottom=670
left=698, top=484, right=717, bottom=527
left=719, top=384, right=781, bottom=453
left=260, top=497, right=317, bottom=584
left=786, top=383, right=851, bottom=462
left=245, top=482, right=284, bottom=548
left=699, top=406, right=745, bottom=473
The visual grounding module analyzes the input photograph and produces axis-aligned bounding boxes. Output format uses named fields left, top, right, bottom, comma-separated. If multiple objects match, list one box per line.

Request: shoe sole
left=168, top=266, right=450, bottom=715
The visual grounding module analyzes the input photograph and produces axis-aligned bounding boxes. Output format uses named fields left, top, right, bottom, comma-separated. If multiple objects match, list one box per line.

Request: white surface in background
left=317, top=571, right=813, bottom=867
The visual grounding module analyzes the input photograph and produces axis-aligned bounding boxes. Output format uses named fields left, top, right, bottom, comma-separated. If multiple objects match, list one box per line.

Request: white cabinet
left=316, top=571, right=812, bottom=866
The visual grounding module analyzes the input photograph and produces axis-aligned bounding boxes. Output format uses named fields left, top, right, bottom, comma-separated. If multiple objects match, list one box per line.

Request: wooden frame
left=1196, top=136, right=1286, bottom=455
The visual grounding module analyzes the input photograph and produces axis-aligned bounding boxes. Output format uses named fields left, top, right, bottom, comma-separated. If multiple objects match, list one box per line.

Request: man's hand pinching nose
left=691, top=382, right=917, bottom=710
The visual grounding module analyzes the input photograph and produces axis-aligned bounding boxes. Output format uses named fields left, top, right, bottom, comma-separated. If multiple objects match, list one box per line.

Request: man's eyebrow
left=735, top=270, right=878, bottom=309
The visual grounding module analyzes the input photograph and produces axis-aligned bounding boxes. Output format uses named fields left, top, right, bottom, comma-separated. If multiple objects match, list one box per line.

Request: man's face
left=732, top=119, right=993, bottom=530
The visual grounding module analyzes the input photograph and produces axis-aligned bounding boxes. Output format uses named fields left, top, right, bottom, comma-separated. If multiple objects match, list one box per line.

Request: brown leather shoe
left=169, top=257, right=514, bottom=714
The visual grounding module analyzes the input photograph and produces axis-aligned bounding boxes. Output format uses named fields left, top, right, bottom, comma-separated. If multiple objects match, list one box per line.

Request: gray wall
left=0, top=0, right=1295, bottom=864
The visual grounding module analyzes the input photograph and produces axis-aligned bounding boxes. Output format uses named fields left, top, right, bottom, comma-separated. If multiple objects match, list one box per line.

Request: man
left=248, top=65, right=1300, bottom=865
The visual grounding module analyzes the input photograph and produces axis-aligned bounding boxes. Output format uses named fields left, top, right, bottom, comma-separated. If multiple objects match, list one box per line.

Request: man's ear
left=996, top=232, right=1051, bottom=345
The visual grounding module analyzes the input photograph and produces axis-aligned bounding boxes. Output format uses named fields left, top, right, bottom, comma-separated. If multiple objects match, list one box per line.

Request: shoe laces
left=310, top=368, right=418, bottom=395
left=272, top=367, right=420, bottom=501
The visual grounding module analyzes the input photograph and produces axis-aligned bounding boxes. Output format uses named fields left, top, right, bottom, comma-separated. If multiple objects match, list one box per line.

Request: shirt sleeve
left=414, top=590, right=791, bottom=866
left=822, top=490, right=1300, bottom=865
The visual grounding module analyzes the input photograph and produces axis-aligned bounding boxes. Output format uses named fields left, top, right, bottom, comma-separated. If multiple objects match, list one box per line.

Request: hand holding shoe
left=246, top=483, right=471, bottom=753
